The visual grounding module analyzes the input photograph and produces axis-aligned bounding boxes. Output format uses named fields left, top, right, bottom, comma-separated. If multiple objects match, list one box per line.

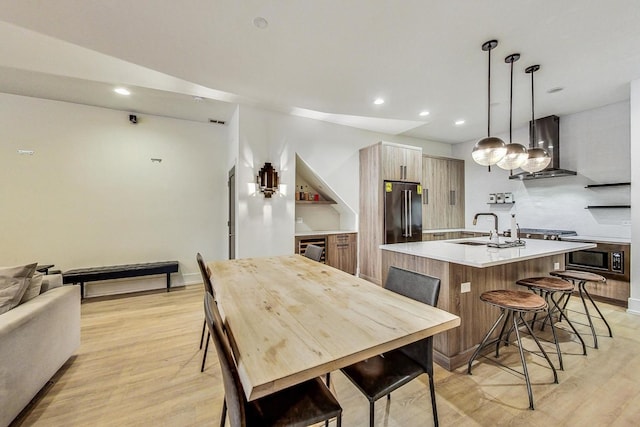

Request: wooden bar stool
left=550, top=270, right=613, bottom=349
left=516, top=277, right=588, bottom=369
left=468, top=290, right=558, bottom=410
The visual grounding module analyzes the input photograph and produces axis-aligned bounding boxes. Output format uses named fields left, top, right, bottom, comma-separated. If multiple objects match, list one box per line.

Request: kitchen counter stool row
left=468, top=269, right=613, bottom=409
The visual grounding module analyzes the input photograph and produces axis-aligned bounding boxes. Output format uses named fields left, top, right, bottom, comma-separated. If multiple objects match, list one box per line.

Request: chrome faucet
left=473, top=213, right=499, bottom=232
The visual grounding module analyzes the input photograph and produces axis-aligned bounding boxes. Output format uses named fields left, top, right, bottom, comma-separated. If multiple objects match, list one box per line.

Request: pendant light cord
left=487, top=47, right=491, bottom=137
left=509, top=59, right=514, bottom=143
left=530, top=68, right=536, bottom=146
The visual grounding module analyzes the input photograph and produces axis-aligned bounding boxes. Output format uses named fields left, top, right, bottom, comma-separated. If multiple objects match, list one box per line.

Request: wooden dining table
left=208, top=254, right=460, bottom=401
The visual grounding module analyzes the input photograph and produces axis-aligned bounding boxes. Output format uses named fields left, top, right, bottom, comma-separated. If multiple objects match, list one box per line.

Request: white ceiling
left=1, top=0, right=639, bottom=143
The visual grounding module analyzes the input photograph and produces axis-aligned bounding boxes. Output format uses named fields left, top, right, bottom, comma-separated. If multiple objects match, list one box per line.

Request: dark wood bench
left=63, top=261, right=179, bottom=298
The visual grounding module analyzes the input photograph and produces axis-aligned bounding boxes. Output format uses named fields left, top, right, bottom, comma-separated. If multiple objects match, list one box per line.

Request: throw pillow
left=20, top=271, right=44, bottom=304
left=0, top=263, right=38, bottom=314
left=40, top=273, right=63, bottom=294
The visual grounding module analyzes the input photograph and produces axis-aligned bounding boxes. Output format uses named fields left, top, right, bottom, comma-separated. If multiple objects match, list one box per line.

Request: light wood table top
left=208, top=254, right=460, bottom=401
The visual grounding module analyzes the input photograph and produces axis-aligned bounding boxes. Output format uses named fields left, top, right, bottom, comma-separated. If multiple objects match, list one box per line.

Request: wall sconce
left=257, top=162, right=279, bottom=198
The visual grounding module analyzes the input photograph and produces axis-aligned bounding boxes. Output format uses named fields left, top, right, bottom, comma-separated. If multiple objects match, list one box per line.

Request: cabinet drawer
left=327, top=233, right=357, bottom=275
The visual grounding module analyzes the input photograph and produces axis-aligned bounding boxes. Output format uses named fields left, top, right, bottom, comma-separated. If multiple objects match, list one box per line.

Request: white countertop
left=295, top=230, right=357, bottom=237
left=561, top=235, right=631, bottom=245
left=422, top=228, right=490, bottom=234
left=381, top=237, right=596, bottom=268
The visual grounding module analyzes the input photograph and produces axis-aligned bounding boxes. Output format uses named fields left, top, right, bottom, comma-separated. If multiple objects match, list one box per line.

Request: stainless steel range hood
left=509, top=115, right=577, bottom=180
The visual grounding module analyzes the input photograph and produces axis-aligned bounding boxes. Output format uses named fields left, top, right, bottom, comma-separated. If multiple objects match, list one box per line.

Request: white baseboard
left=627, top=297, right=640, bottom=316
left=84, top=272, right=201, bottom=298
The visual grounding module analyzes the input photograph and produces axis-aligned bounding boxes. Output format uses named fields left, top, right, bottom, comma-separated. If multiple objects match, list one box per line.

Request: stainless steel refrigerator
left=384, top=180, right=423, bottom=244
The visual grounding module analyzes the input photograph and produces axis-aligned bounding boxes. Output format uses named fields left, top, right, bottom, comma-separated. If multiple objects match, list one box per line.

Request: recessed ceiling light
left=114, top=87, right=131, bottom=96
left=547, top=87, right=564, bottom=94
left=455, top=119, right=465, bottom=125
left=374, top=98, right=385, bottom=105
left=253, top=17, right=268, bottom=29
left=419, top=111, right=430, bottom=117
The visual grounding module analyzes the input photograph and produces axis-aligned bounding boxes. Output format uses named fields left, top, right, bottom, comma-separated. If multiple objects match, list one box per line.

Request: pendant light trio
left=471, top=40, right=551, bottom=174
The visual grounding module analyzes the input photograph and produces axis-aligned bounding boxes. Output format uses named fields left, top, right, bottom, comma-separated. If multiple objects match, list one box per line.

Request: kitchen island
left=380, top=237, right=596, bottom=370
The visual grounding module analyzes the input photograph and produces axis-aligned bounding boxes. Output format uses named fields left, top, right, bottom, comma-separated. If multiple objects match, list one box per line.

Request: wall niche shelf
left=296, top=200, right=336, bottom=205
left=585, top=182, right=630, bottom=188
left=487, top=202, right=515, bottom=205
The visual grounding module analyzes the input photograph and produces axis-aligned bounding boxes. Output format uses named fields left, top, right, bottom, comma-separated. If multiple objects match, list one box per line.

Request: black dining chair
left=340, top=266, right=441, bottom=427
left=204, top=292, right=343, bottom=427
left=197, top=252, right=216, bottom=372
left=303, top=244, right=324, bottom=262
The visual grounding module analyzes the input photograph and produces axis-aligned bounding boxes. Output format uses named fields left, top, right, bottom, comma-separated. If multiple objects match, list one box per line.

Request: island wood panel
left=584, top=277, right=629, bottom=307
left=209, top=255, right=460, bottom=401
left=381, top=249, right=564, bottom=370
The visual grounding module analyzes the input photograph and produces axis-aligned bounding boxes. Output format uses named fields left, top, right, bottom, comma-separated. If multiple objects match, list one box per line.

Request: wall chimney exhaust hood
left=509, top=115, right=577, bottom=180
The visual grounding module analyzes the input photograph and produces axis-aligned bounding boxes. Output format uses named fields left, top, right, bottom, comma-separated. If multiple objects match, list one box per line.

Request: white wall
left=629, top=80, right=640, bottom=314
left=235, top=105, right=452, bottom=259
left=0, top=93, right=229, bottom=295
left=452, top=102, right=631, bottom=236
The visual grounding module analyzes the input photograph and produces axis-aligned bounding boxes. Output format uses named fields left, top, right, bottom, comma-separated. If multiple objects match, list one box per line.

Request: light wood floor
left=11, top=285, right=640, bottom=426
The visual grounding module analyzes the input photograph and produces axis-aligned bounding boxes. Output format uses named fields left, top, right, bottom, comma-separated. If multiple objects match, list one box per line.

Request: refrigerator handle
left=408, top=191, right=412, bottom=237
left=403, top=190, right=408, bottom=237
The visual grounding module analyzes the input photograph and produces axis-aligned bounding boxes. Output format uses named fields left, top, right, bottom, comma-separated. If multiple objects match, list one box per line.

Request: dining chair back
left=340, top=266, right=441, bottom=427
left=197, top=252, right=216, bottom=372
left=386, top=266, right=440, bottom=373
left=197, top=252, right=215, bottom=296
left=204, top=292, right=245, bottom=426
left=303, top=244, right=324, bottom=262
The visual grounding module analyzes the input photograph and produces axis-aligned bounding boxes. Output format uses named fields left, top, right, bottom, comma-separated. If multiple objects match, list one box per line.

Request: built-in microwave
left=565, top=242, right=630, bottom=282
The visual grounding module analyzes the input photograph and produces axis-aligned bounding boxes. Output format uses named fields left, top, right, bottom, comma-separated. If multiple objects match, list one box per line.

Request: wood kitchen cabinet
left=295, top=233, right=357, bottom=275
left=422, top=155, right=465, bottom=229
left=359, top=141, right=423, bottom=285
left=381, top=143, right=422, bottom=182
left=326, top=233, right=357, bottom=275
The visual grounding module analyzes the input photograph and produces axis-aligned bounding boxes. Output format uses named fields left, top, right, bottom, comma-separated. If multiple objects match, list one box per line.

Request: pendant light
left=497, top=53, right=528, bottom=174
left=521, top=65, right=551, bottom=173
left=472, top=40, right=506, bottom=171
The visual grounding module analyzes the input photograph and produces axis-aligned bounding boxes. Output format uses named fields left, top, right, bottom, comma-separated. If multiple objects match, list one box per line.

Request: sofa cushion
left=0, top=263, right=37, bottom=314
left=40, top=273, right=63, bottom=294
left=20, top=272, right=44, bottom=304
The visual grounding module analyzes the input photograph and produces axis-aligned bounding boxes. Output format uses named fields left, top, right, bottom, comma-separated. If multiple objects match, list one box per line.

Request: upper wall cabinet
left=422, top=155, right=465, bottom=229
left=359, top=141, right=423, bottom=285
left=381, top=143, right=423, bottom=182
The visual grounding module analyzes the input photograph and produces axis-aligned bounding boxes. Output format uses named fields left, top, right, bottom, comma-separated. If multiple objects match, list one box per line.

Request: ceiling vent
left=209, top=119, right=226, bottom=125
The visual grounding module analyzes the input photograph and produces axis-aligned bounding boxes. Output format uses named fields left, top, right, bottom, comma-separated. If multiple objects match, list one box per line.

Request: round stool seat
left=516, top=276, right=574, bottom=292
left=480, top=289, right=547, bottom=311
left=550, top=270, right=606, bottom=283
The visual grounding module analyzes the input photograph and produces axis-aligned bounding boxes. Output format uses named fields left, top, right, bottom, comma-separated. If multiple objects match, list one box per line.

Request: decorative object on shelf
left=472, top=40, right=506, bottom=171
left=497, top=53, right=528, bottom=174
left=521, top=65, right=552, bottom=173
left=496, top=192, right=504, bottom=203
left=504, top=192, right=514, bottom=203
left=488, top=193, right=496, bottom=203
left=585, top=182, right=631, bottom=188
left=257, top=162, right=279, bottom=198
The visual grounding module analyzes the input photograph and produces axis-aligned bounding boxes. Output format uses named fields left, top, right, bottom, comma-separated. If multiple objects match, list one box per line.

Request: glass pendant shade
left=497, top=143, right=528, bottom=170
left=520, top=147, right=551, bottom=173
left=472, top=136, right=507, bottom=166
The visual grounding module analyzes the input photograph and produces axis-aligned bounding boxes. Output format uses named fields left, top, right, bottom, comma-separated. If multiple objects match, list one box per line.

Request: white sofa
left=0, top=277, right=80, bottom=427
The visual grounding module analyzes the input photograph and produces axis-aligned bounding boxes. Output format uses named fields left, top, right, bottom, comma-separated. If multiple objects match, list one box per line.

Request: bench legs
left=75, top=273, right=173, bottom=298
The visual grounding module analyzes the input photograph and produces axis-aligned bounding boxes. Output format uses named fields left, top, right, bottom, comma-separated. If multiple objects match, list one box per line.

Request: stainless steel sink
left=453, top=241, right=487, bottom=246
